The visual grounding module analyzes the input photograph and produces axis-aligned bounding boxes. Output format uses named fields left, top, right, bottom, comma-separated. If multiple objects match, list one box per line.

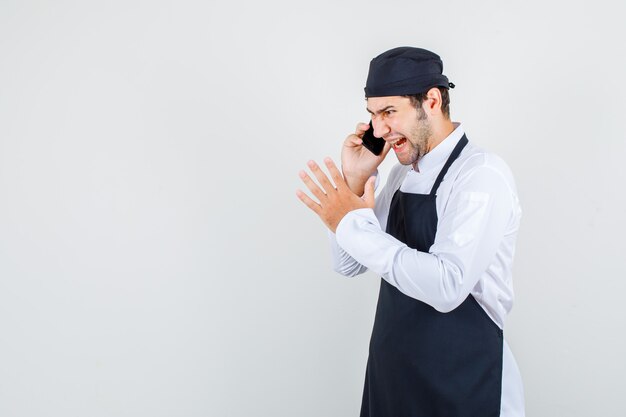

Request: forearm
left=328, top=230, right=368, bottom=277
left=335, top=209, right=476, bottom=312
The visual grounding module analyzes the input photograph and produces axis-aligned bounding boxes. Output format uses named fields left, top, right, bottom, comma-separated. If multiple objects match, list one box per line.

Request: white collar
left=413, top=122, right=464, bottom=174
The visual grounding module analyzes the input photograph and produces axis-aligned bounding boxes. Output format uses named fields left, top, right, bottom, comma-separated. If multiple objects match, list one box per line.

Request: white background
left=1, top=1, right=625, bottom=416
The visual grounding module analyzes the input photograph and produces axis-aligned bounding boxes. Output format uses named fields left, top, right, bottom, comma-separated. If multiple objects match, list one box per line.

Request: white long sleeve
left=335, top=162, right=516, bottom=314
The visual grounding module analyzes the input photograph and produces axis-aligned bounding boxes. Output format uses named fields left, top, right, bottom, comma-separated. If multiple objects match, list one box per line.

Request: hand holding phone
left=341, top=120, right=388, bottom=196
left=361, top=121, right=385, bottom=156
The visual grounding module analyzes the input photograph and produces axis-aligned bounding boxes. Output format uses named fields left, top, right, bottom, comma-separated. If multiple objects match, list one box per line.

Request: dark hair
left=404, top=87, right=450, bottom=118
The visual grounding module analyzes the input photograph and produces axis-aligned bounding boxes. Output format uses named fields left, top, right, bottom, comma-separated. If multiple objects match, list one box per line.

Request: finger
left=295, top=189, right=322, bottom=214
left=343, top=134, right=363, bottom=147
left=323, top=157, right=346, bottom=191
left=307, top=160, right=336, bottom=194
left=379, top=140, right=392, bottom=158
left=362, top=176, right=376, bottom=207
left=299, top=170, right=327, bottom=202
left=355, top=122, right=370, bottom=135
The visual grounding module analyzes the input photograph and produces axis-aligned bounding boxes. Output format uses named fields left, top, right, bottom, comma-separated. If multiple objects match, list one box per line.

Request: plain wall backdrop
left=1, top=0, right=625, bottom=416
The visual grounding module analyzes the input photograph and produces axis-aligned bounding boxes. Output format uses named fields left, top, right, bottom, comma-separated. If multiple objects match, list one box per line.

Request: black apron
left=360, top=136, right=503, bottom=417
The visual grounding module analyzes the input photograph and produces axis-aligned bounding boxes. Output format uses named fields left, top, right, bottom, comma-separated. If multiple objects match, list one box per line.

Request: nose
left=372, top=117, right=391, bottom=139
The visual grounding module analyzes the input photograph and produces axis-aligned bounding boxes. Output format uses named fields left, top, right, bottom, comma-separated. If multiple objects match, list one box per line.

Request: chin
left=395, top=152, right=419, bottom=166
left=396, top=156, right=413, bottom=166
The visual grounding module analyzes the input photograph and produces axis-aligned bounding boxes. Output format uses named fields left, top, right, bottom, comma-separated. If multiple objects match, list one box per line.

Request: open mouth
left=392, top=137, right=407, bottom=150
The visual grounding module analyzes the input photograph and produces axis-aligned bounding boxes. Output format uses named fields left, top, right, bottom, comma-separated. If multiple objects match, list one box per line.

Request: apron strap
left=429, top=134, right=469, bottom=196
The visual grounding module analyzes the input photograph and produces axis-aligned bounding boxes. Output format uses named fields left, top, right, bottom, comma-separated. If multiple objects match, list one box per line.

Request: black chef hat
left=364, top=47, right=454, bottom=97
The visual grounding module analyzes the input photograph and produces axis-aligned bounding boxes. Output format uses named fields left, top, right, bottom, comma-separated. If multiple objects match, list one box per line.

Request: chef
left=296, top=46, right=524, bottom=417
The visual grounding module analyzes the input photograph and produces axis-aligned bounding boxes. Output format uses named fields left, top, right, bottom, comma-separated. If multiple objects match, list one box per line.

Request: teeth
left=393, top=138, right=406, bottom=148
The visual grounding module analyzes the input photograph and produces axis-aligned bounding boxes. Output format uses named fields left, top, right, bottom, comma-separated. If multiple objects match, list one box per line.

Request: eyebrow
left=366, top=105, right=395, bottom=115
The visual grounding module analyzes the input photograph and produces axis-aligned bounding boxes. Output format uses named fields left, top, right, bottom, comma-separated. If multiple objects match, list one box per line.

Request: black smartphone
left=361, top=121, right=385, bottom=156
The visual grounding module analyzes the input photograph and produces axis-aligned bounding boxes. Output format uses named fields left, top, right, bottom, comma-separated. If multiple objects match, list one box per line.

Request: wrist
left=341, top=167, right=375, bottom=183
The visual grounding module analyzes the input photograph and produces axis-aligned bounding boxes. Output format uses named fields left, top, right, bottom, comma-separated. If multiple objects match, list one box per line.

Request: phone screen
left=361, top=121, right=385, bottom=156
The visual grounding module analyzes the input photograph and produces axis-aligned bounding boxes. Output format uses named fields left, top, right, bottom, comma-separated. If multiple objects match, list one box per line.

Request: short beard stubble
left=401, top=107, right=432, bottom=168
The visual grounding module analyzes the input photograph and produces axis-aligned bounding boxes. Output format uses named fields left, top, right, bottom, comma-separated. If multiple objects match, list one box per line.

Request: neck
left=426, top=118, right=455, bottom=153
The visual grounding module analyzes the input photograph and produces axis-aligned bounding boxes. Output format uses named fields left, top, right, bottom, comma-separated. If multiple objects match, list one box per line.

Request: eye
left=384, top=110, right=395, bottom=117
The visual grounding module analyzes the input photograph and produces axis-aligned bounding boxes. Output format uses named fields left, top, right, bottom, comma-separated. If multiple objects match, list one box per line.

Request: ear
left=423, top=87, right=443, bottom=116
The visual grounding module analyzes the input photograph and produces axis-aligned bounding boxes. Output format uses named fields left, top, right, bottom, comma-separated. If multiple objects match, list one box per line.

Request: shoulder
left=453, top=143, right=518, bottom=193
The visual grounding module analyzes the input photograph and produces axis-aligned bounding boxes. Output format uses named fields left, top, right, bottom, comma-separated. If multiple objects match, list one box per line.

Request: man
left=296, top=47, right=524, bottom=417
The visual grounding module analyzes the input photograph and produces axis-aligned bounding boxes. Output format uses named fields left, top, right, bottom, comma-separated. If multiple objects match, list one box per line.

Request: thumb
left=362, top=176, right=376, bottom=207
